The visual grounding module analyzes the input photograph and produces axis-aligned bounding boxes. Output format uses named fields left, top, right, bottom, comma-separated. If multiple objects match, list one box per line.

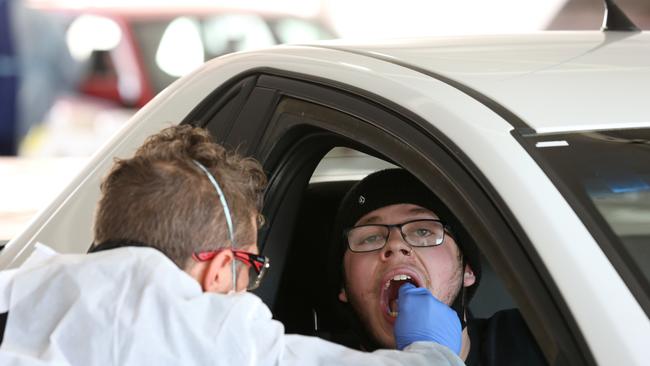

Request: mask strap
left=192, top=160, right=237, bottom=292
left=451, top=255, right=467, bottom=330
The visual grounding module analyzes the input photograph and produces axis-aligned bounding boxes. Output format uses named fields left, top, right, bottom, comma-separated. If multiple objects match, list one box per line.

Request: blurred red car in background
left=0, top=1, right=335, bottom=244
left=22, top=0, right=336, bottom=156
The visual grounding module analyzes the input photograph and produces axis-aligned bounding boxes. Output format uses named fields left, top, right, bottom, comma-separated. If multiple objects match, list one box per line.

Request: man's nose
left=380, top=227, right=412, bottom=260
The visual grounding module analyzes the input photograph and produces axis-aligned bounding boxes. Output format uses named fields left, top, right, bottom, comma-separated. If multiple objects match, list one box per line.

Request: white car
left=2, top=21, right=649, bottom=366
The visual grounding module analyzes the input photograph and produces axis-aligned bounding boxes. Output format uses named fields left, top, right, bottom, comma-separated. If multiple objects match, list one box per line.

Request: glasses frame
left=192, top=249, right=270, bottom=290
left=344, top=218, right=450, bottom=253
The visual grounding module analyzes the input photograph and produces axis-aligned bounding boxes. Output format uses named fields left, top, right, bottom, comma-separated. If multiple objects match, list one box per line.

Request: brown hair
left=93, top=125, right=267, bottom=269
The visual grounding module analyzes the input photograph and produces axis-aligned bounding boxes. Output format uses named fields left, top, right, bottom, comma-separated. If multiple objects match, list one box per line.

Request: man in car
left=0, top=126, right=464, bottom=365
left=330, top=168, right=546, bottom=365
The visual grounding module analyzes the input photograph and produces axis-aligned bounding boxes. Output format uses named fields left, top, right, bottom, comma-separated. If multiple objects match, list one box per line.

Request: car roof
left=313, top=32, right=650, bottom=134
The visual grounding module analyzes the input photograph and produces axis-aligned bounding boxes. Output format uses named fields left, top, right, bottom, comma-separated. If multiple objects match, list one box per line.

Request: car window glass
left=156, top=16, right=205, bottom=78
left=202, top=14, right=275, bottom=57
left=66, top=15, right=122, bottom=61
left=520, top=128, right=650, bottom=308
left=273, top=18, right=333, bottom=43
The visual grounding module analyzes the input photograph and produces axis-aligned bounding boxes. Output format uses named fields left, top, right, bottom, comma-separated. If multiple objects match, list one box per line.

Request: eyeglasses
left=192, top=160, right=270, bottom=292
left=344, top=219, right=449, bottom=253
left=193, top=249, right=270, bottom=290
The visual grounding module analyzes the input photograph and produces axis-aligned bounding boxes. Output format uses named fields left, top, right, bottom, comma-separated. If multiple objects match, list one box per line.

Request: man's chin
left=370, top=321, right=397, bottom=349
left=373, top=332, right=396, bottom=350
left=350, top=299, right=397, bottom=349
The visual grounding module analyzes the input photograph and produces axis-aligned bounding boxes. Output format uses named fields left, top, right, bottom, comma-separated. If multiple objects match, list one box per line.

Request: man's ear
left=338, top=287, right=349, bottom=303
left=202, top=250, right=235, bottom=293
left=463, top=264, right=476, bottom=287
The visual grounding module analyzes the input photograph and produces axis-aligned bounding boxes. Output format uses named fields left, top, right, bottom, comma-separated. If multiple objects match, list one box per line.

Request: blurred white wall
left=324, top=0, right=567, bottom=39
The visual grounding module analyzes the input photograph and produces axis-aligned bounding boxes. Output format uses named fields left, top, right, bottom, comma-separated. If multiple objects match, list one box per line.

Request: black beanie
left=330, top=168, right=482, bottom=304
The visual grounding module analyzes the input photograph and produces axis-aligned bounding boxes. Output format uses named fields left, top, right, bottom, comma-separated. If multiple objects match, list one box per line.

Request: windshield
left=520, top=128, right=650, bottom=311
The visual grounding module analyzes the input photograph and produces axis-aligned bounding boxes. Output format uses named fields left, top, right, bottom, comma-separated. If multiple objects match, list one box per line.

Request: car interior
left=268, top=147, right=517, bottom=344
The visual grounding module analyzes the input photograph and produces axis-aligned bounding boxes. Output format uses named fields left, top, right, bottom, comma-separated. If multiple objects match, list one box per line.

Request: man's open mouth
left=382, top=274, right=420, bottom=318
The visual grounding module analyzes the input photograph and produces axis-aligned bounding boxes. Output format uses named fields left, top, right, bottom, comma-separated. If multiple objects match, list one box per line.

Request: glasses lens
left=247, top=265, right=260, bottom=290
left=245, top=255, right=269, bottom=291
left=347, top=225, right=389, bottom=252
left=402, top=220, right=445, bottom=246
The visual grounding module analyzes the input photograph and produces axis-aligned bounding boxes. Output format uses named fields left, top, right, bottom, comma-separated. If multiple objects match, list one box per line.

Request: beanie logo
left=358, top=195, right=365, bottom=205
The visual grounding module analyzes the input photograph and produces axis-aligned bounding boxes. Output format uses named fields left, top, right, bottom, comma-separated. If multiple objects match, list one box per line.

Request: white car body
left=2, top=31, right=649, bottom=365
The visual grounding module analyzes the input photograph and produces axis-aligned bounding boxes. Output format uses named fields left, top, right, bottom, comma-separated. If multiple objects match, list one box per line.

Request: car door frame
left=190, top=69, right=594, bottom=366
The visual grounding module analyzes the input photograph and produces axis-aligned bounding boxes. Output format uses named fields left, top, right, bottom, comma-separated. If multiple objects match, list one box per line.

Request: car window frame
left=192, top=70, right=594, bottom=366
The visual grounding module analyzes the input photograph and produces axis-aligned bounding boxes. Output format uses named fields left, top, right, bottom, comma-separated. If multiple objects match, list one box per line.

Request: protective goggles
left=193, top=249, right=270, bottom=290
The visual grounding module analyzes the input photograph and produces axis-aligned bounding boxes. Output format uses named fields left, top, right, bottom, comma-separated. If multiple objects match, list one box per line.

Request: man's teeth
left=389, top=311, right=398, bottom=317
left=384, top=274, right=412, bottom=289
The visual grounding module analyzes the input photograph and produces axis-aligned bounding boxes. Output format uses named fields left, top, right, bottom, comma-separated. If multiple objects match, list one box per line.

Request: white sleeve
left=216, top=293, right=463, bottom=366
left=282, top=335, right=464, bottom=366
left=0, top=250, right=463, bottom=366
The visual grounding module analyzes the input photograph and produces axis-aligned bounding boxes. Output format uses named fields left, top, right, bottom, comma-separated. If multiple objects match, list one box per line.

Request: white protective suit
left=0, top=246, right=463, bottom=366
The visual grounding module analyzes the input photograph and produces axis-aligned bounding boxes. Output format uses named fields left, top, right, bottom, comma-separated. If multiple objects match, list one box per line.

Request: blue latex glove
left=394, top=283, right=462, bottom=354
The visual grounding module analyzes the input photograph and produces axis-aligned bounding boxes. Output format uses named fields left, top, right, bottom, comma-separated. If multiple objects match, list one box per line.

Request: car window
left=66, top=15, right=122, bottom=61
left=132, top=14, right=334, bottom=96
left=202, top=14, right=276, bottom=57
left=65, top=15, right=127, bottom=104
left=517, top=128, right=650, bottom=316
left=285, top=146, right=517, bottom=320
left=156, top=17, right=204, bottom=78
left=244, top=82, right=581, bottom=363
left=131, top=14, right=277, bottom=95
left=272, top=18, right=335, bottom=43
left=192, top=72, right=590, bottom=364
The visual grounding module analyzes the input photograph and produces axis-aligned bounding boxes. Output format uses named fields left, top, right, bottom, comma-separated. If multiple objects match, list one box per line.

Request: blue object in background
left=608, top=178, right=650, bottom=194
left=0, top=0, right=18, bottom=155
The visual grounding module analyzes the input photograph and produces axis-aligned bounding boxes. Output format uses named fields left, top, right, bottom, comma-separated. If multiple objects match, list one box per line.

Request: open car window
left=192, top=72, right=590, bottom=364
left=275, top=146, right=518, bottom=326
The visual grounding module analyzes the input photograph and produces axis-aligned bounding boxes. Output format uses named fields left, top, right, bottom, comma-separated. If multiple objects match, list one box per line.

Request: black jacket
left=465, top=309, right=547, bottom=366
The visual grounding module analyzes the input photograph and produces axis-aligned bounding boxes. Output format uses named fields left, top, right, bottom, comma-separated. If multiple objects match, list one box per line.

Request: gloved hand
left=394, top=283, right=462, bottom=354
